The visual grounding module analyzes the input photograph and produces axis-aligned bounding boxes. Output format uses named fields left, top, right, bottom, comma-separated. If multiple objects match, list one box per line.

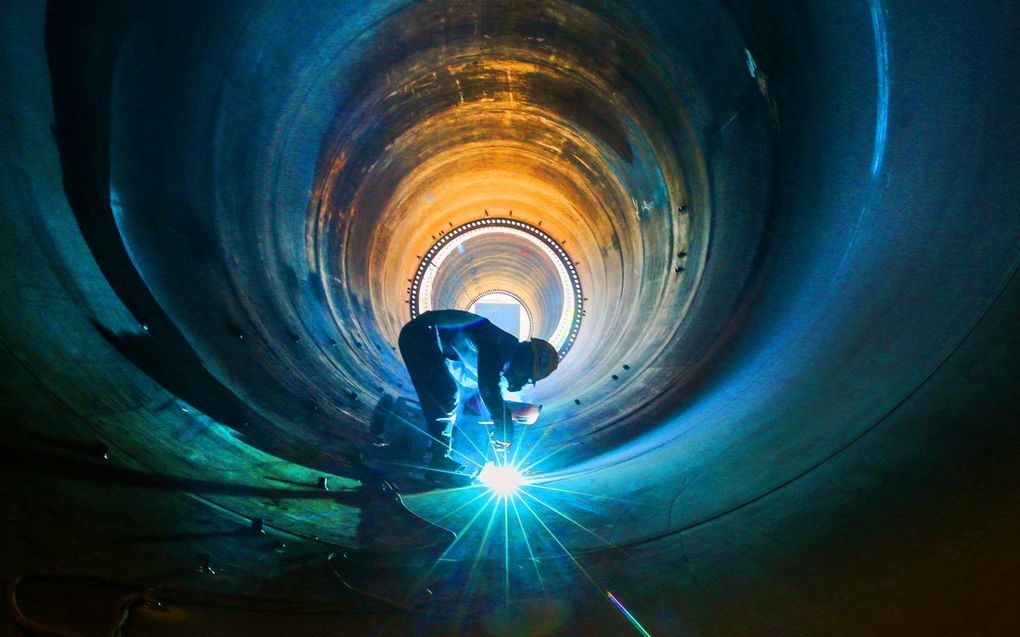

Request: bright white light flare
left=478, top=462, right=528, bottom=497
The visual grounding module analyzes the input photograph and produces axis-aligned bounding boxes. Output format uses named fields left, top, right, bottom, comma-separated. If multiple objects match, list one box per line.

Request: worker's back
left=416, top=310, right=517, bottom=368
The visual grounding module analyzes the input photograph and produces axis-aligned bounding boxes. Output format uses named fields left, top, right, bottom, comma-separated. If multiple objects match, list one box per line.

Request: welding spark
left=478, top=461, right=528, bottom=497
left=404, top=443, right=654, bottom=637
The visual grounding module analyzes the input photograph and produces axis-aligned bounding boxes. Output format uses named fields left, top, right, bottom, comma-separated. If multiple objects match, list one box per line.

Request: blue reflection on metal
left=869, top=0, right=890, bottom=177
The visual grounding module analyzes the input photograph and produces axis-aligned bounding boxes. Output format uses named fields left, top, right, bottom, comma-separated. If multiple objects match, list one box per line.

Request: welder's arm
left=475, top=342, right=514, bottom=446
left=477, top=327, right=517, bottom=448
left=479, top=383, right=511, bottom=445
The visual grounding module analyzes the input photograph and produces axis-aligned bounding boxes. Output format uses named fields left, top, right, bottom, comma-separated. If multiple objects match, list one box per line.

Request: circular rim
left=409, top=217, right=584, bottom=357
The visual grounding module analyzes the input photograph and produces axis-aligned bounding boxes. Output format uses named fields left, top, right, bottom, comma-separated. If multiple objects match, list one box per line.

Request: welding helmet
left=508, top=339, right=559, bottom=391
left=528, top=339, right=559, bottom=383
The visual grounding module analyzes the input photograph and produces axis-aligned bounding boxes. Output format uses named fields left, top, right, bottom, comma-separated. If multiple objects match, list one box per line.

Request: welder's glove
left=490, top=437, right=511, bottom=454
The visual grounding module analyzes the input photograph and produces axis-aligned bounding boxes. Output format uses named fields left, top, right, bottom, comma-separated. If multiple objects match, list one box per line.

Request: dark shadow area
left=120, top=529, right=251, bottom=543
left=92, top=322, right=361, bottom=474
left=10, top=432, right=456, bottom=553
left=45, top=0, right=364, bottom=482
left=2, top=438, right=351, bottom=500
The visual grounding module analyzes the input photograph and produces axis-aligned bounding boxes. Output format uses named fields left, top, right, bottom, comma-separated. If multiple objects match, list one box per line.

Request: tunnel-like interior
left=2, top=1, right=1019, bottom=635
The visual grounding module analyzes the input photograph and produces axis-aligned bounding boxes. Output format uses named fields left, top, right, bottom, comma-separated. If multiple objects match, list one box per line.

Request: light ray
left=374, top=459, right=479, bottom=480
left=511, top=423, right=559, bottom=468
left=503, top=496, right=511, bottom=619
left=508, top=416, right=543, bottom=466
left=406, top=492, right=499, bottom=602
left=521, top=439, right=575, bottom=474
left=519, top=494, right=653, bottom=637
left=520, top=489, right=616, bottom=548
left=516, top=493, right=600, bottom=589
left=512, top=421, right=562, bottom=469
left=403, top=488, right=493, bottom=542
left=390, top=415, right=485, bottom=468
left=510, top=495, right=548, bottom=601
left=429, top=493, right=498, bottom=563
left=464, top=495, right=504, bottom=599
left=527, top=483, right=658, bottom=507
left=451, top=420, right=494, bottom=463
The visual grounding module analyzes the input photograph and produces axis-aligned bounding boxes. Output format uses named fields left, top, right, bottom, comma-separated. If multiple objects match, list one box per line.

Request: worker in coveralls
left=398, top=309, right=559, bottom=481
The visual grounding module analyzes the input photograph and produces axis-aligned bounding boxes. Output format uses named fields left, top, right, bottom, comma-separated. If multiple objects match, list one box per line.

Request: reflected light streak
left=607, top=591, right=654, bottom=637
left=519, top=489, right=616, bottom=548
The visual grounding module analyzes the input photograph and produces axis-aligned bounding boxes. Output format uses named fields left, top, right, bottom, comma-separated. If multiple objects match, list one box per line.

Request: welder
left=398, top=309, right=559, bottom=482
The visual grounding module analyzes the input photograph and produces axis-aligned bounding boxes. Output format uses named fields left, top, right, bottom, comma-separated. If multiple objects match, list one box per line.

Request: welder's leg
left=398, top=323, right=459, bottom=464
left=419, top=380, right=458, bottom=463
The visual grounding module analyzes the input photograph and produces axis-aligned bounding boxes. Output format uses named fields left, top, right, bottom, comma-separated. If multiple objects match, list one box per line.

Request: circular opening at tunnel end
left=467, top=290, right=534, bottom=341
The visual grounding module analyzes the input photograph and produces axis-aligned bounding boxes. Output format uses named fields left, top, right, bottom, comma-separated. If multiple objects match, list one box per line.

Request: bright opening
left=470, top=291, right=533, bottom=341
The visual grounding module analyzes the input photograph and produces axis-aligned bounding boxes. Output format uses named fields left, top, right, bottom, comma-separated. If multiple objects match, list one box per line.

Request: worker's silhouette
left=398, top=310, right=558, bottom=481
